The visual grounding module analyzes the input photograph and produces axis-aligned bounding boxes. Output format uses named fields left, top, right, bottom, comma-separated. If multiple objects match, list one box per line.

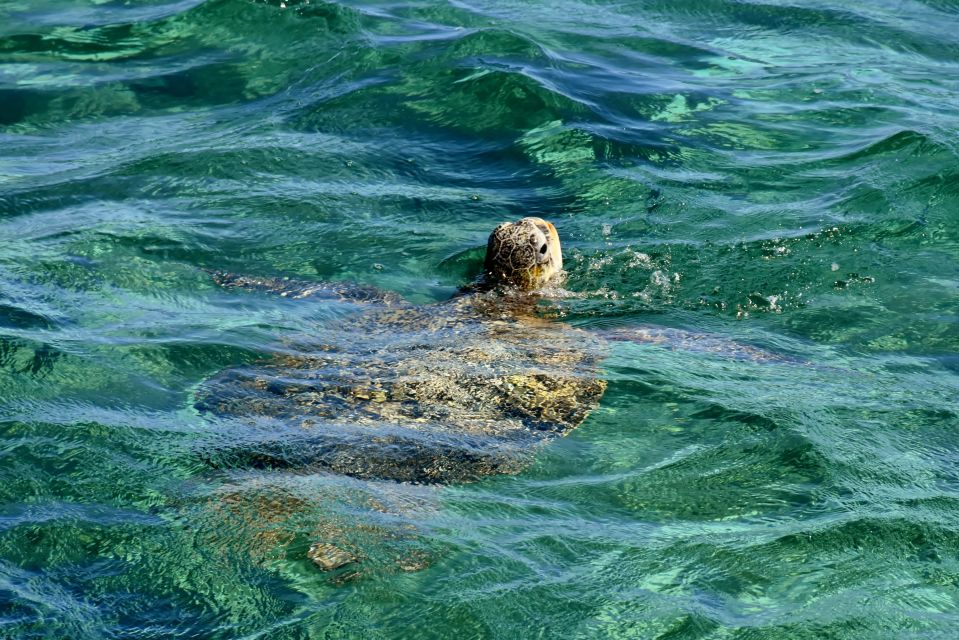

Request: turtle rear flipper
left=195, top=473, right=436, bottom=585
left=206, top=270, right=404, bottom=305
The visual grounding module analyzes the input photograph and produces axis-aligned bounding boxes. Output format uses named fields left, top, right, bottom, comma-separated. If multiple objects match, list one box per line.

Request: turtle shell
left=196, top=290, right=607, bottom=484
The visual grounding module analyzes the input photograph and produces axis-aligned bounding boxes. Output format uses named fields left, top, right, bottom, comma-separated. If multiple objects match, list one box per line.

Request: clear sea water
left=2, top=0, right=959, bottom=637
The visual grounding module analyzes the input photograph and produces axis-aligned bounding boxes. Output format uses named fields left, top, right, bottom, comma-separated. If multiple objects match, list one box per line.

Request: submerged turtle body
left=198, top=293, right=607, bottom=483
left=198, top=217, right=606, bottom=484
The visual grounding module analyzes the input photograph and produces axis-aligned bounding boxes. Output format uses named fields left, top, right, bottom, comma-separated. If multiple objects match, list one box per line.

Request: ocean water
left=2, top=0, right=959, bottom=637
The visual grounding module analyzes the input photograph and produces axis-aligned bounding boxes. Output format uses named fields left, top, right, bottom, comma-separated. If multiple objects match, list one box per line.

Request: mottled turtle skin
left=485, top=216, right=563, bottom=290
left=197, top=218, right=606, bottom=485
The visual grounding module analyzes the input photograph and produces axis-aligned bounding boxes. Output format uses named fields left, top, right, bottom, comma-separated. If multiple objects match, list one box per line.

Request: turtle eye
left=539, top=244, right=548, bottom=254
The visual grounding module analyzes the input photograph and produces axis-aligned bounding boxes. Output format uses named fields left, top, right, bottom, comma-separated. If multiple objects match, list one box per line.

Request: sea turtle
left=194, top=217, right=777, bottom=576
left=197, top=217, right=607, bottom=485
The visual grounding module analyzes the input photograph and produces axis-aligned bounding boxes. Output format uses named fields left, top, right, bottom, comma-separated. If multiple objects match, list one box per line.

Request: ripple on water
left=2, top=0, right=959, bottom=636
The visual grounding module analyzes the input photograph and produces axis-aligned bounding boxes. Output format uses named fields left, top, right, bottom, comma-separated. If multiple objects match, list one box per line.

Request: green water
left=2, top=0, right=959, bottom=636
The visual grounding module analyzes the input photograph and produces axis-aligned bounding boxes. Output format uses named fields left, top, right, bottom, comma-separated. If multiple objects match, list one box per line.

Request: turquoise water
left=2, top=0, right=959, bottom=636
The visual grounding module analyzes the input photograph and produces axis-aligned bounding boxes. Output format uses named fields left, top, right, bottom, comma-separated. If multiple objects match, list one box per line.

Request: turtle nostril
left=539, top=244, right=548, bottom=254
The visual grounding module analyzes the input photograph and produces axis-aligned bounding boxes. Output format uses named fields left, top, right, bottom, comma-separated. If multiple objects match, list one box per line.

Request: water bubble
left=588, top=255, right=613, bottom=271
left=626, top=250, right=653, bottom=268
left=650, top=271, right=670, bottom=287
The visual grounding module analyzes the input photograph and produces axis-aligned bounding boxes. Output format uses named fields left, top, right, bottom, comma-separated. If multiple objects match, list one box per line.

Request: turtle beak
left=544, top=221, right=562, bottom=271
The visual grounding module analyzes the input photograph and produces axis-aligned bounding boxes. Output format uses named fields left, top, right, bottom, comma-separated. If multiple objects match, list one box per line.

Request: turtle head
left=484, top=217, right=564, bottom=290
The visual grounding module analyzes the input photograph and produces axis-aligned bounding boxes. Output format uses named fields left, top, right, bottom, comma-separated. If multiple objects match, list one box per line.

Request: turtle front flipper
left=595, top=325, right=799, bottom=364
left=206, top=270, right=403, bottom=305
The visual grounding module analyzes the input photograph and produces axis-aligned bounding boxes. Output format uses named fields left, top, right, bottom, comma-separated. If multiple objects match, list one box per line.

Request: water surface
left=2, top=0, right=959, bottom=637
